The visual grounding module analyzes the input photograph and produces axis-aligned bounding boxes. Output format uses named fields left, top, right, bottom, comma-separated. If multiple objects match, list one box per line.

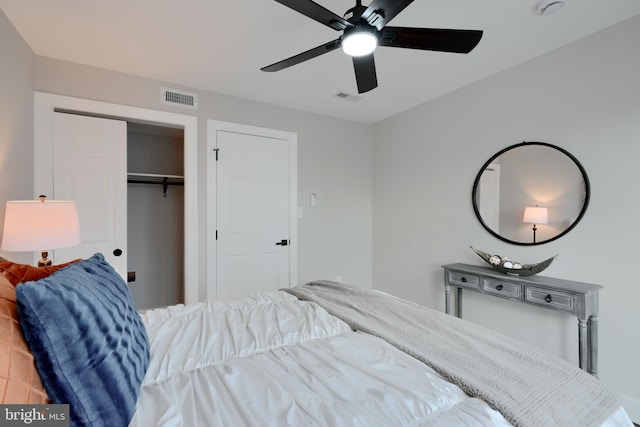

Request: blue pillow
left=16, top=253, right=149, bottom=427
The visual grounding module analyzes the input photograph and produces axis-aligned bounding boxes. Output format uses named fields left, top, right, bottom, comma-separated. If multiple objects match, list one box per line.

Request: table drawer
left=483, top=279, right=522, bottom=299
left=447, top=271, right=480, bottom=289
left=525, top=286, right=575, bottom=312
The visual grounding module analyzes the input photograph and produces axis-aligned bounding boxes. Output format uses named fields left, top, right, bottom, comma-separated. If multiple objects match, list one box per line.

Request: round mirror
left=472, top=142, right=590, bottom=245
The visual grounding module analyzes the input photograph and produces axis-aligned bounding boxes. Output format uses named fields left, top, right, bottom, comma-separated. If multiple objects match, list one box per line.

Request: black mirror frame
left=472, top=141, right=591, bottom=246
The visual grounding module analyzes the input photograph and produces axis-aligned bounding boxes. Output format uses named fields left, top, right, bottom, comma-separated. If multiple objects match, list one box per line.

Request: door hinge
left=216, top=230, right=218, bottom=240
left=214, top=148, right=219, bottom=161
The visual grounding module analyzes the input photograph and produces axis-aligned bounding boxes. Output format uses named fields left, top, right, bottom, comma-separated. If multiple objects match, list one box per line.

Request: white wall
left=373, top=15, right=640, bottom=416
left=0, top=10, right=34, bottom=264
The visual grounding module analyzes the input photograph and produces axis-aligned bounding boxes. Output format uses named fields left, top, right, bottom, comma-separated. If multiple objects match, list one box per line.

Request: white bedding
left=130, top=291, right=632, bottom=427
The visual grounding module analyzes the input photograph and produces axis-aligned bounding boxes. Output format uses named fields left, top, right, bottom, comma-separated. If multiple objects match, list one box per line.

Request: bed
left=3, top=253, right=634, bottom=427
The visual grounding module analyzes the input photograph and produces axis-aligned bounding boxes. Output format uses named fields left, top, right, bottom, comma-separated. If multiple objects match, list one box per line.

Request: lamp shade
left=523, top=206, right=548, bottom=225
left=1, top=200, right=81, bottom=251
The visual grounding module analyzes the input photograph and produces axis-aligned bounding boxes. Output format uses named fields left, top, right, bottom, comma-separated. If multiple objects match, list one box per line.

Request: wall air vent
left=161, top=88, right=198, bottom=109
left=334, top=92, right=362, bottom=102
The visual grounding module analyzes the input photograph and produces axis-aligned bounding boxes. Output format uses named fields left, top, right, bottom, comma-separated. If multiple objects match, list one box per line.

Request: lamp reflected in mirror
left=522, top=206, right=548, bottom=243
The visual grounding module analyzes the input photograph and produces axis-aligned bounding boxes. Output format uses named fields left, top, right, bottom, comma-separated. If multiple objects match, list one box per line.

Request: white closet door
left=216, top=131, right=291, bottom=300
left=51, top=112, right=128, bottom=279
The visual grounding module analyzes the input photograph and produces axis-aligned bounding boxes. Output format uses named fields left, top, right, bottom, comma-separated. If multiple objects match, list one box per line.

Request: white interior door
left=210, top=125, right=296, bottom=300
left=51, top=112, right=128, bottom=278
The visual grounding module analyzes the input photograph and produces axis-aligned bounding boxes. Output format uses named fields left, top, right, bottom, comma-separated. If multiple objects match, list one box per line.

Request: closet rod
left=127, top=177, right=184, bottom=197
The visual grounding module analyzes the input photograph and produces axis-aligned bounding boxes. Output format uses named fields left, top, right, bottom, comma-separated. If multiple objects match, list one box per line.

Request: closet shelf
left=127, top=173, right=184, bottom=197
left=128, top=172, right=184, bottom=180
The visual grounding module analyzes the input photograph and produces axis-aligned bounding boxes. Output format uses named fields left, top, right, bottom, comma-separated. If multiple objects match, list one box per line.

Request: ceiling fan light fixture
left=342, top=28, right=378, bottom=57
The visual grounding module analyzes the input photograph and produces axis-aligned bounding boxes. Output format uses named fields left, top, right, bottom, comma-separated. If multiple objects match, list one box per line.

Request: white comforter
left=130, top=291, right=632, bottom=427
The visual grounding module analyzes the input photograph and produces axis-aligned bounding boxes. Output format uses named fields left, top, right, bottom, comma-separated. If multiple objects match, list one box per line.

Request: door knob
left=275, top=239, right=288, bottom=246
left=113, top=248, right=123, bottom=257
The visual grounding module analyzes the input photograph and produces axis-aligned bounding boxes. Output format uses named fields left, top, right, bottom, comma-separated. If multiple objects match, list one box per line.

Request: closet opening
left=127, top=122, right=185, bottom=310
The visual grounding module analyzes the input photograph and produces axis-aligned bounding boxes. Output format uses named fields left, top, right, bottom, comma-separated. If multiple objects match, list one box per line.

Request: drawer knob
left=496, top=284, right=504, bottom=291
left=461, top=277, right=467, bottom=283
left=545, top=294, right=553, bottom=303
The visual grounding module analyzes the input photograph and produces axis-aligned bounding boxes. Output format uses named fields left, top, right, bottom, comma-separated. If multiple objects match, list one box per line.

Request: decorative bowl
left=469, top=246, right=556, bottom=277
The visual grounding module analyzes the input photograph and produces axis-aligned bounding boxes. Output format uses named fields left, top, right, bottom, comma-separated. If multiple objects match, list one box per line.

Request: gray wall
left=373, top=15, right=640, bottom=414
left=0, top=10, right=34, bottom=264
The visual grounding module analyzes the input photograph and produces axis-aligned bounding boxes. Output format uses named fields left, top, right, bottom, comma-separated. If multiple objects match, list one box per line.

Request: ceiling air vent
left=161, top=88, right=198, bottom=109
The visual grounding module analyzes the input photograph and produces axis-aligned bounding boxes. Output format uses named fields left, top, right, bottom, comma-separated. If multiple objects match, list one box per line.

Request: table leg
left=578, top=318, right=588, bottom=372
left=445, top=283, right=451, bottom=315
left=589, top=315, right=599, bottom=377
left=457, top=287, right=463, bottom=318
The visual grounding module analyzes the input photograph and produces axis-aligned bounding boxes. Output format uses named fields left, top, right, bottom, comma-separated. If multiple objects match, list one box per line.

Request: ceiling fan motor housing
left=343, top=22, right=378, bottom=39
left=341, top=2, right=381, bottom=57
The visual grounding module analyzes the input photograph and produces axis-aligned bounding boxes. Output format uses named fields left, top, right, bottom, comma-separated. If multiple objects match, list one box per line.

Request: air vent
left=334, top=92, right=362, bottom=102
left=161, top=88, right=198, bottom=109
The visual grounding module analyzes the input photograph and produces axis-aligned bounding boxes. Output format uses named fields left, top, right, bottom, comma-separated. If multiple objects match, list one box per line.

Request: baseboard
left=622, top=393, right=640, bottom=424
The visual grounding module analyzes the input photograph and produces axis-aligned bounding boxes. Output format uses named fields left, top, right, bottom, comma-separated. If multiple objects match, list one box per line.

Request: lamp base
left=38, top=250, right=52, bottom=267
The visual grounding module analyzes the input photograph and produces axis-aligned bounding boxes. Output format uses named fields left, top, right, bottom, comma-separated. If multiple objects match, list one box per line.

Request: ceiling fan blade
left=379, top=27, right=483, bottom=53
left=352, top=54, right=378, bottom=94
left=273, top=0, right=351, bottom=31
left=261, top=39, right=342, bottom=72
left=361, top=0, right=415, bottom=30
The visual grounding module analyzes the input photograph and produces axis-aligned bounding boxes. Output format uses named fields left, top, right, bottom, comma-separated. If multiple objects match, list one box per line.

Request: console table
left=442, top=263, right=602, bottom=376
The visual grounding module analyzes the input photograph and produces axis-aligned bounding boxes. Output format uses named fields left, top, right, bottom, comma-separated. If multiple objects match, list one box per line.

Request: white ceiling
left=1, top=0, right=639, bottom=123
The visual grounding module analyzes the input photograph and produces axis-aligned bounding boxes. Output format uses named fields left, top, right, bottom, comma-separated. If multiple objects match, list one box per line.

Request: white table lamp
left=1, top=195, right=81, bottom=266
left=523, top=206, right=548, bottom=244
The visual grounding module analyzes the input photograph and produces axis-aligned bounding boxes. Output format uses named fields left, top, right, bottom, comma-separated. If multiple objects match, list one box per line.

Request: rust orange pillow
left=0, top=275, right=49, bottom=403
left=0, top=257, right=81, bottom=287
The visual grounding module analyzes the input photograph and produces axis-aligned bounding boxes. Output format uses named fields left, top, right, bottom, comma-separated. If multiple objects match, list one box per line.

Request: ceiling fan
left=260, top=0, right=483, bottom=94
